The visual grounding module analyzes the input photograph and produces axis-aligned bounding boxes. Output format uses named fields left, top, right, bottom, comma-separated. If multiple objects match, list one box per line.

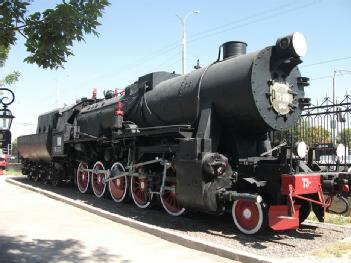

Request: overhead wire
left=187, top=1, right=300, bottom=41
left=187, top=1, right=320, bottom=44
left=83, top=0, right=320, bottom=85
left=153, top=53, right=181, bottom=71
left=310, top=75, right=333, bottom=81
left=301, top=56, right=351, bottom=68
left=14, top=122, right=36, bottom=126
left=310, top=73, right=351, bottom=81
left=79, top=44, right=180, bottom=87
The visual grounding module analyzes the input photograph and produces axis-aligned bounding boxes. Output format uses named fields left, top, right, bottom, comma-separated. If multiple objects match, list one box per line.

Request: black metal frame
left=272, top=94, right=351, bottom=171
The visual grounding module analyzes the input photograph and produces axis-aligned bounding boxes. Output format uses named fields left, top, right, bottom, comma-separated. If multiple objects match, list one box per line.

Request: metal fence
left=272, top=94, right=351, bottom=171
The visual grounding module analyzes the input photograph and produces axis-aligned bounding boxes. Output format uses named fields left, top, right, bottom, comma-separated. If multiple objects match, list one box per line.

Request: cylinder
left=222, top=41, right=247, bottom=59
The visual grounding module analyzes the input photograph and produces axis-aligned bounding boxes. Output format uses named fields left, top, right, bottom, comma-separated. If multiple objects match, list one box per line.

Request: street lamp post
left=0, top=107, right=14, bottom=130
left=177, top=10, right=200, bottom=75
left=0, top=88, right=15, bottom=156
left=0, top=88, right=15, bottom=130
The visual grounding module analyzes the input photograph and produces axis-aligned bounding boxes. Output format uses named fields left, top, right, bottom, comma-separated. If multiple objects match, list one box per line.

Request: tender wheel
left=91, top=161, right=107, bottom=198
left=232, top=200, right=266, bottom=235
left=76, top=162, right=90, bottom=193
left=109, top=162, right=128, bottom=203
left=51, top=178, right=61, bottom=187
left=32, top=171, right=40, bottom=182
left=43, top=174, right=50, bottom=185
left=51, top=173, right=62, bottom=187
left=160, top=182, right=185, bottom=216
left=27, top=171, right=33, bottom=180
left=130, top=176, right=153, bottom=208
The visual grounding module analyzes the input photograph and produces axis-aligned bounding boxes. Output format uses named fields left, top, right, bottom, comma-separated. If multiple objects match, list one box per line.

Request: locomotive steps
left=6, top=176, right=351, bottom=263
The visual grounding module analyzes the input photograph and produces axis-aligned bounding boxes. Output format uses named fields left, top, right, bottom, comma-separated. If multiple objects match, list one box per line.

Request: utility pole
left=176, top=10, right=200, bottom=75
left=332, top=70, right=351, bottom=146
left=332, top=70, right=337, bottom=146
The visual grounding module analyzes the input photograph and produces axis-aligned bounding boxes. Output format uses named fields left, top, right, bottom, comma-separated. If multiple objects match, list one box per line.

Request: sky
left=3, top=0, right=351, bottom=140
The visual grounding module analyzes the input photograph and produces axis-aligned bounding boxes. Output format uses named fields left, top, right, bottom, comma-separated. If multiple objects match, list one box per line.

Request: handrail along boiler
left=17, top=33, right=351, bottom=234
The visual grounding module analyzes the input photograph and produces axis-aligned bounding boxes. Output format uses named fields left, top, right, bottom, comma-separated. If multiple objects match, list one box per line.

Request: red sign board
left=281, top=173, right=321, bottom=195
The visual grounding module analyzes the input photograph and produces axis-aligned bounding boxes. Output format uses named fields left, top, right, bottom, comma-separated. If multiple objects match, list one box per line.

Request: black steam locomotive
left=18, top=33, right=351, bottom=234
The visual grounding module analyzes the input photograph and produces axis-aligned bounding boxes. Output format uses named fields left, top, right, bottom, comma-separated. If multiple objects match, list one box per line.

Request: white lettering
left=302, top=178, right=312, bottom=188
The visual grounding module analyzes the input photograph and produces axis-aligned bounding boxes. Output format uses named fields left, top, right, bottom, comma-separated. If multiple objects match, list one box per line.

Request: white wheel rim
left=160, top=197, right=186, bottom=216
left=130, top=176, right=153, bottom=209
left=77, top=162, right=89, bottom=193
left=160, top=184, right=186, bottom=216
left=91, top=161, right=106, bottom=198
left=108, top=162, right=128, bottom=203
left=232, top=200, right=264, bottom=235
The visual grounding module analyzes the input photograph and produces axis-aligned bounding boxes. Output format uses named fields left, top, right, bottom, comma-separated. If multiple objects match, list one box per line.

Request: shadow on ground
left=9, top=177, right=321, bottom=240
left=7, top=176, right=351, bottom=258
left=0, top=235, right=130, bottom=263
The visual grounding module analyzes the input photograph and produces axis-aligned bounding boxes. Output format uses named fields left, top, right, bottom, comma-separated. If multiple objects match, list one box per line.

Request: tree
left=337, top=128, right=351, bottom=146
left=303, top=126, right=331, bottom=145
left=0, top=45, right=20, bottom=86
left=11, top=137, right=17, bottom=157
left=278, top=120, right=331, bottom=146
left=0, top=0, right=110, bottom=69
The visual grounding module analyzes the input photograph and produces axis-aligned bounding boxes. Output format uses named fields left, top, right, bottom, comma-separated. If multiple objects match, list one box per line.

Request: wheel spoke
left=131, top=176, right=153, bottom=209
left=109, top=164, right=128, bottom=202
left=77, top=162, right=89, bottom=194
left=91, top=161, right=106, bottom=198
left=160, top=182, right=185, bottom=216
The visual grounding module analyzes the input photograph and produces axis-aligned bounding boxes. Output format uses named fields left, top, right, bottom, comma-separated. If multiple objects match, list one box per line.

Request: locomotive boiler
left=18, top=32, right=351, bottom=235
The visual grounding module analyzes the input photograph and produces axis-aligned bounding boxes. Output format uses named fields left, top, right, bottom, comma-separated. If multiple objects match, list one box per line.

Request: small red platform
left=269, top=205, right=300, bottom=230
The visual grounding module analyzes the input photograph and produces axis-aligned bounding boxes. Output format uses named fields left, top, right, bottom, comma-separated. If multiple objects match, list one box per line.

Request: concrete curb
left=6, top=177, right=273, bottom=263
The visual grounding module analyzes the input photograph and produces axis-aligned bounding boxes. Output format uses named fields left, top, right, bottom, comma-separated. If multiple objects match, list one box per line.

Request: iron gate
left=272, top=94, right=351, bottom=171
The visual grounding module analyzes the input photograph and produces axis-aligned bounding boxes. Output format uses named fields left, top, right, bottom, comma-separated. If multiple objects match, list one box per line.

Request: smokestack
left=222, top=41, right=247, bottom=59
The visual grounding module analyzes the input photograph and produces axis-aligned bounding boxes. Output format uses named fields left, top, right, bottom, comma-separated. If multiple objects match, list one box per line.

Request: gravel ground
left=9, top=176, right=351, bottom=261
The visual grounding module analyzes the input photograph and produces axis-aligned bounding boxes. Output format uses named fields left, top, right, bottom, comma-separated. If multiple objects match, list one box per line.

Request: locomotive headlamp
left=336, top=143, right=346, bottom=158
left=296, top=141, right=308, bottom=159
left=275, top=32, right=307, bottom=58
left=292, top=32, right=307, bottom=57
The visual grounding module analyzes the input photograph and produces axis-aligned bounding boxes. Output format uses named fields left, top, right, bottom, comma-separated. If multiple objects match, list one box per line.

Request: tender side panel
left=17, top=133, right=51, bottom=160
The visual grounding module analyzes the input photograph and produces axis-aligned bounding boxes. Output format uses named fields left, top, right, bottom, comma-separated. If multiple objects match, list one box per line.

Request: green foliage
left=0, top=45, right=9, bottom=67
left=303, top=126, right=331, bottom=145
left=0, top=44, right=21, bottom=86
left=0, top=1, right=29, bottom=48
left=0, top=0, right=110, bottom=69
left=287, top=120, right=331, bottom=145
left=337, top=128, right=351, bottom=146
left=2, top=71, right=21, bottom=85
left=311, top=241, right=351, bottom=259
left=308, top=212, right=351, bottom=225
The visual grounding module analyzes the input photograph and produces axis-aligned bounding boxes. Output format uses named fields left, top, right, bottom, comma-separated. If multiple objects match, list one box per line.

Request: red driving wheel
left=232, top=200, right=265, bottom=234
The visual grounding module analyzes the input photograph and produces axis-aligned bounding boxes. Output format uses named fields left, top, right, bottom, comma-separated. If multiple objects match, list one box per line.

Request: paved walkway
left=0, top=175, right=235, bottom=263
